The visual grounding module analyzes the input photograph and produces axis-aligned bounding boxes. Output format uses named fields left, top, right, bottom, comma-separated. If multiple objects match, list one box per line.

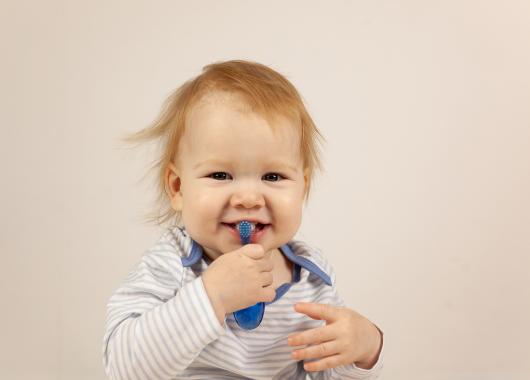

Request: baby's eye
left=208, top=172, right=233, bottom=180
left=262, top=173, right=285, bottom=182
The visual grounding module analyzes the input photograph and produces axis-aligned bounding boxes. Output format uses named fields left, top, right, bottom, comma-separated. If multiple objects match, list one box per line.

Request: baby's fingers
left=288, top=325, right=335, bottom=347
left=291, top=340, right=341, bottom=362
left=302, top=354, right=348, bottom=372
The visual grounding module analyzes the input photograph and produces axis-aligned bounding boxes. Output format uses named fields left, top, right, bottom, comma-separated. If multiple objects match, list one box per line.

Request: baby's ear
left=303, top=167, right=310, bottom=196
left=165, top=162, right=183, bottom=211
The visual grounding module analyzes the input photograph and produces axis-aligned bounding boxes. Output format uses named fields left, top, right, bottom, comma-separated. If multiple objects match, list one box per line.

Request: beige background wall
left=1, top=1, right=529, bottom=379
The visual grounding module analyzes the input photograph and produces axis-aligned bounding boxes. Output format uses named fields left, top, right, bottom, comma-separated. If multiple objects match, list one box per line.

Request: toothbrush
left=232, top=220, right=266, bottom=330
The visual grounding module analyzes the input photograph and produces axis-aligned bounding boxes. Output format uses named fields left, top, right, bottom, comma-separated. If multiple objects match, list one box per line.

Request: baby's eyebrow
left=193, top=159, right=230, bottom=170
left=265, top=161, right=299, bottom=173
left=194, top=159, right=299, bottom=173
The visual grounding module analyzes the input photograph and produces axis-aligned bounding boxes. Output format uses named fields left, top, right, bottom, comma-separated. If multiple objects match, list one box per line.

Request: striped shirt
left=102, top=225, right=384, bottom=379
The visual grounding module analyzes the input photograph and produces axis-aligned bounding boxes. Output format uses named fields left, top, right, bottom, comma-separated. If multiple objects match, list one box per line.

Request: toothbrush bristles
left=237, top=221, right=255, bottom=240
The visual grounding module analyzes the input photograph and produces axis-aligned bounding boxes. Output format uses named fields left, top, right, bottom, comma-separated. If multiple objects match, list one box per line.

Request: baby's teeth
left=237, top=221, right=255, bottom=245
left=236, top=221, right=256, bottom=232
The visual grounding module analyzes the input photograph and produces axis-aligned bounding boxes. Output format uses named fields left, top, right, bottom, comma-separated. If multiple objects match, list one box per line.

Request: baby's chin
left=201, top=238, right=279, bottom=259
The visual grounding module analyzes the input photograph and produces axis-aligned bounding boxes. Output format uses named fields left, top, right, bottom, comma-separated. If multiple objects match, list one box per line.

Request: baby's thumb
left=241, top=244, right=265, bottom=259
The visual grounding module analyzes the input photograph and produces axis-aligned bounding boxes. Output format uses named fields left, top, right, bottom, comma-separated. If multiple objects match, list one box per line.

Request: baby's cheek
left=193, top=193, right=219, bottom=209
left=192, top=192, right=222, bottom=213
left=275, top=196, right=303, bottom=230
left=281, top=193, right=303, bottom=214
left=181, top=194, right=216, bottom=227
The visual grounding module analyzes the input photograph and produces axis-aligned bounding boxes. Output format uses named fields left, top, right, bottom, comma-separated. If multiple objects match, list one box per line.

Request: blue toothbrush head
left=237, top=221, right=254, bottom=245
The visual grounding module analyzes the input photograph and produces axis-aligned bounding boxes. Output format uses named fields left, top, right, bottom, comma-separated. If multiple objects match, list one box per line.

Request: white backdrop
left=1, top=1, right=529, bottom=379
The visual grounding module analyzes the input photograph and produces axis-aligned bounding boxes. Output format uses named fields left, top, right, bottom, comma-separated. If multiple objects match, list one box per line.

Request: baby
left=103, top=60, right=384, bottom=380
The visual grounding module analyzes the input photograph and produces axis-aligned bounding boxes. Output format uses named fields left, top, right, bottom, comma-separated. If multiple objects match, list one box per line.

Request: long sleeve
left=305, top=249, right=385, bottom=380
left=102, top=251, right=226, bottom=380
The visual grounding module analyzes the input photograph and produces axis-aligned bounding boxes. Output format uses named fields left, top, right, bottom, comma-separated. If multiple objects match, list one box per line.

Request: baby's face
left=167, top=93, right=308, bottom=259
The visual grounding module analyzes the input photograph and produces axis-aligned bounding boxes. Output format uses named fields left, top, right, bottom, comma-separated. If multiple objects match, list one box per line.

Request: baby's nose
left=230, top=186, right=265, bottom=208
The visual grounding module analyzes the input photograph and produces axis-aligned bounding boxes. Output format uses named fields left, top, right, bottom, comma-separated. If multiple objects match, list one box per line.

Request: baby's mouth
left=222, top=222, right=269, bottom=232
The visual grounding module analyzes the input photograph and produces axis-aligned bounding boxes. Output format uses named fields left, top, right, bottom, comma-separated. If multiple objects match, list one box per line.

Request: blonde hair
left=121, top=59, right=325, bottom=227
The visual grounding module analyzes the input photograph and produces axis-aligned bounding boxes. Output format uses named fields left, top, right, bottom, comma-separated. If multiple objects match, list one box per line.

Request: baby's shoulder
left=288, top=239, right=337, bottom=283
left=126, top=226, right=189, bottom=280
left=289, top=239, right=325, bottom=262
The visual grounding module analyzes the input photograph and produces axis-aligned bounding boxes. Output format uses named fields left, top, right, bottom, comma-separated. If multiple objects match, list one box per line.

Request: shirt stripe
left=103, top=226, right=384, bottom=379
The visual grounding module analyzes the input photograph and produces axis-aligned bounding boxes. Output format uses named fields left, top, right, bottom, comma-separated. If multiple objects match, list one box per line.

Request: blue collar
left=181, top=237, right=331, bottom=286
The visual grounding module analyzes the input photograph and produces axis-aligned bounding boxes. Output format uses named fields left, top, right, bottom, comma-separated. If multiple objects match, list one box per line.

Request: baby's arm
left=102, top=250, right=226, bottom=380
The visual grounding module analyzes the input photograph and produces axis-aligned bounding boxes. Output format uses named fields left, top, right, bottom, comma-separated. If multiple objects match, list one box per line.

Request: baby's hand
left=202, top=244, right=276, bottom=322
left=288, top=303, right=383, bottom=371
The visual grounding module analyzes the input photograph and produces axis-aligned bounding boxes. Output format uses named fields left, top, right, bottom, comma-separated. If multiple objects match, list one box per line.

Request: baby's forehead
left=187, top=92, right=300, bottom=138
left=191, top=90, right=252, bottom=115
left=179, top=113, right=301, bottom=167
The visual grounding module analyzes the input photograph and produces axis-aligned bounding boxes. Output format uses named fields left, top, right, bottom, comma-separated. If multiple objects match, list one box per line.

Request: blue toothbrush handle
left=233, top=221, right=265, bottom=330
left=233, top=301, right=265, bottom=330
